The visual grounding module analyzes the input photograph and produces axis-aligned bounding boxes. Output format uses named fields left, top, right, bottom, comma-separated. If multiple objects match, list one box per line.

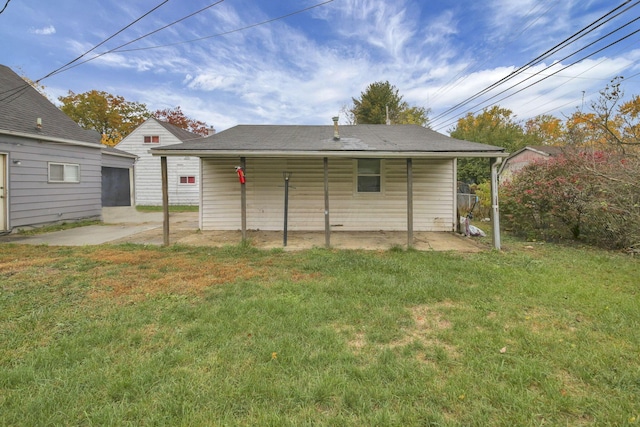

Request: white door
left=0, top=154, right=6, bottom=231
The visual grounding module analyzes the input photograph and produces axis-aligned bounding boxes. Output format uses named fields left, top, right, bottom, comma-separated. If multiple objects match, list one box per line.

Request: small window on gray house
left=48, top=163, right=80, bottom=183
left=357, top=159, right=381, bottom=192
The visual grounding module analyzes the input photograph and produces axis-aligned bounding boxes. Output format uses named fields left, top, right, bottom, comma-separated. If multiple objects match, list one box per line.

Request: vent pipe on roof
left=332, top=116, right=340, bottom=140
left=36, top=117, right=42, bottom=130
left=206, top=126, right=216, bottom=136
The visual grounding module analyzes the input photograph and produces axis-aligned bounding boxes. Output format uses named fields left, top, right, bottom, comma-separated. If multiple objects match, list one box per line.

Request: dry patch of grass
left=84, top=249, right=270, bottom=301
left=338, top=301, right=460, bottom=363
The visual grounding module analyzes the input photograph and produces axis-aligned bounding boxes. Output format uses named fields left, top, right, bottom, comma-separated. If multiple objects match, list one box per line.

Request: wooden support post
left=490, top=157, right=502, bottom=250
left=240, top=157, right=247, bottom=242
left=407, top=158, right=414, bottom=248
left=161, top=156, right=170, bottom=246
left=324, top=157, right=330, bottom=248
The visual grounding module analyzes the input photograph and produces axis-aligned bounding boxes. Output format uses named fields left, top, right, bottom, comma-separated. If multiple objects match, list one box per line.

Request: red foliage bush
left=501, top=149, right=639, bottom=250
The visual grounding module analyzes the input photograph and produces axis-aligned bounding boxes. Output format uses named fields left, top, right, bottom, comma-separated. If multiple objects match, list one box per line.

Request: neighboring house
left=115, top=118, right=204, bottom=206
left=0, top=64, right=108, bottom=232
left=499, top=145, right=563, bottom=184
left=152, top=122, right=507, bottom=247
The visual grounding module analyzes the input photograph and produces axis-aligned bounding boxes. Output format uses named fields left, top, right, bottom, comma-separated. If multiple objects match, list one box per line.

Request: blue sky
left=2, top=0, right=639, bottom=133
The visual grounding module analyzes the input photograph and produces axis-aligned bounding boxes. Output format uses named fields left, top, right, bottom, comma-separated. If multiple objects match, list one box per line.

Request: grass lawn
left=0, top=238, right=638, bottom=426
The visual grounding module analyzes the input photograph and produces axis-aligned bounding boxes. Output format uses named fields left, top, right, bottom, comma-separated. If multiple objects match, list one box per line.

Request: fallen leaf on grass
left=499, top=346, right=507, bottom=354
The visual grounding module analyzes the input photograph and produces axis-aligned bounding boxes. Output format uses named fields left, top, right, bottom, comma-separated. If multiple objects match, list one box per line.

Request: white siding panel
left=201, top=158, right=242, bottom=230
left=201, top=157, right=455, bottom=232
left=116, top=120, right=199, bottom=206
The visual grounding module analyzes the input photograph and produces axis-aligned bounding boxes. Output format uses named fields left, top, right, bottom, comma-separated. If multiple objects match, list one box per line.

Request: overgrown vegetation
left=501, top=149, right=640, bottom=251
left=1, top=242, right=638, bottom=425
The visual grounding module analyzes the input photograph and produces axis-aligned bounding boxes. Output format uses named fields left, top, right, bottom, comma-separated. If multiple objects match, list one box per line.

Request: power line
left=35, top=0, right=170, bottom=83
left=0, top=84, right=30, bottom=103
left=433, top=27, right=640, bottom=132
left=0, top=0, right=11, bottom=15
left=429, top=0, right=640, bottom=127
left=429, top=0, right=558, bottom=106
left=112, top=0, right=335, bottom=53
left=517, top=38, right=640, bottom=118
left=433, top=14, right=640, bottom=129
left=46, top=0, right=226, bottom=79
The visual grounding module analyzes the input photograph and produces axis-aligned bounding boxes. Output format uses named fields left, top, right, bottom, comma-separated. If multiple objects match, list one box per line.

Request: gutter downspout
left=490, top=157, right=502, bottom=250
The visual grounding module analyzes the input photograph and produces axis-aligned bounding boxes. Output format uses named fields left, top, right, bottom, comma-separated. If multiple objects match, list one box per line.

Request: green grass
left=0, top=239, right=638, bottom=426
left=136, top=205, right=199, bottom=213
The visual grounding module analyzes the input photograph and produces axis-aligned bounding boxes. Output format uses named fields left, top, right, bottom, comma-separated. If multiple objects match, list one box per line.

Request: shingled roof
left=152, top=124, right=506, bottom=158
left=154, top=118, right=203, bottom=142
left=0, top=65, right=100, bottom=145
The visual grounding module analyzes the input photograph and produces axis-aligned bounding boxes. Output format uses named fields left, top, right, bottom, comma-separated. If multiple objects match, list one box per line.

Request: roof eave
left=150, top=149, right=508, bottom=158
left=0, top=129, right=100, bottom=148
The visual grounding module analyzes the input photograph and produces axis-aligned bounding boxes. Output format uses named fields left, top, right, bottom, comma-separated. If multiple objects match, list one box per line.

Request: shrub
left=501, top=149, right=640, bottom=250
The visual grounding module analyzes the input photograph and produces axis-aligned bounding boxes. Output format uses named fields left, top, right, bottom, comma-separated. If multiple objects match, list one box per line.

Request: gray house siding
left=2, top=134, right=102, bottom=228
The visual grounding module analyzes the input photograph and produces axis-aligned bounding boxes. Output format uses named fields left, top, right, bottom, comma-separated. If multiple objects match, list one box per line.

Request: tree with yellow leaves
left=59, top=90, right=151, bottom=146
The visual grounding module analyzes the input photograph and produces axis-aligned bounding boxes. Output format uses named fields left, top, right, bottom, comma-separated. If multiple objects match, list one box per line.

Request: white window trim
left=48, top=162, right=80, bottom=183
left=178, top=176, right=196, bottom=185
left=143, top=135, right=160, bottom=144
left=353, top=158, right=384, bottom=195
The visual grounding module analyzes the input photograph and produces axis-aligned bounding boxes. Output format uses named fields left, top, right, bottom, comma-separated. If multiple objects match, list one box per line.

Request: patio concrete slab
left=1, top=207, right=485, bottom=252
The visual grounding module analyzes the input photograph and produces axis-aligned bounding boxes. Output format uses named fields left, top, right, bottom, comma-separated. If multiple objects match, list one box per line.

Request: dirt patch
left=112, top=225, right=485, bottom=252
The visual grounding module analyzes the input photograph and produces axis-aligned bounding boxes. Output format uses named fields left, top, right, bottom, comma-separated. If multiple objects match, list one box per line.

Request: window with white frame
left=144, top=135, right=160, bottom=143
left=356, top=158, right=382, bottom=193
left=179, top=176, right=196, bottom=185
left=48, top=162, right=80, bottom=183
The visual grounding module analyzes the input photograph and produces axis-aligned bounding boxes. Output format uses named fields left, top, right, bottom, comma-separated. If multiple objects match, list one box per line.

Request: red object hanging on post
left=235, top=166, right=246, bottom=184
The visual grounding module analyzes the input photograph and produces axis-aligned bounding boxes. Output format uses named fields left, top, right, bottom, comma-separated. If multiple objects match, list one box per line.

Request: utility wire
left=0, top=0, right=11, bottom=14
left=430, top=0, right=639, bottom=127
left=112, top=0, right=335, bottom=53
left=432, top=14, right=640, bottom=129
left=1, top=0, right=334, bottom=102
left=429, top=0, right=557, bottom=105
left=35, top=0, right=170, bottom=83
left=0, top=84, right=30, bottom=103
left=517, top=38, right=640, bottom=118
left=433, top=28, right=640, bottom=132
left=46, top=0, right=225, bottom=79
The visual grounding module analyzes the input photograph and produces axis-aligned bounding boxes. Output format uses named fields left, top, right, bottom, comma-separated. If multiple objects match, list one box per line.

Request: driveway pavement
left=0, top=207, right=181, bottom=246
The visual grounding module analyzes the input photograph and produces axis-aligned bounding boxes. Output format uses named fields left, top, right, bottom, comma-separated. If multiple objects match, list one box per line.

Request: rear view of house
left=0, top=64, right=107, bottom=232
left=152, top=122, right=507, bottom=249
left=116, top=118, right=203, bottom=206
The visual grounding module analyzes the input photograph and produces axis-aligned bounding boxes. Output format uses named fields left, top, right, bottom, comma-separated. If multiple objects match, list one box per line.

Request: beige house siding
left=201, top=157, right=455, bottom=232
left=116, top=119, right=200, bottom=206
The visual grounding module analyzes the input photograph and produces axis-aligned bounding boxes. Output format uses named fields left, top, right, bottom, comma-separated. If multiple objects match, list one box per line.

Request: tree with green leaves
left=59, top=90, right=151, bottom=146
left=449, top=106, right=527, bottom=183
left=350, top=81, right=430, bottom=127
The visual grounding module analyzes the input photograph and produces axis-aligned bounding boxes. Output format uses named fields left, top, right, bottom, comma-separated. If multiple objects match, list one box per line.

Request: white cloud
left=32, top=25, right=56, bottom=35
